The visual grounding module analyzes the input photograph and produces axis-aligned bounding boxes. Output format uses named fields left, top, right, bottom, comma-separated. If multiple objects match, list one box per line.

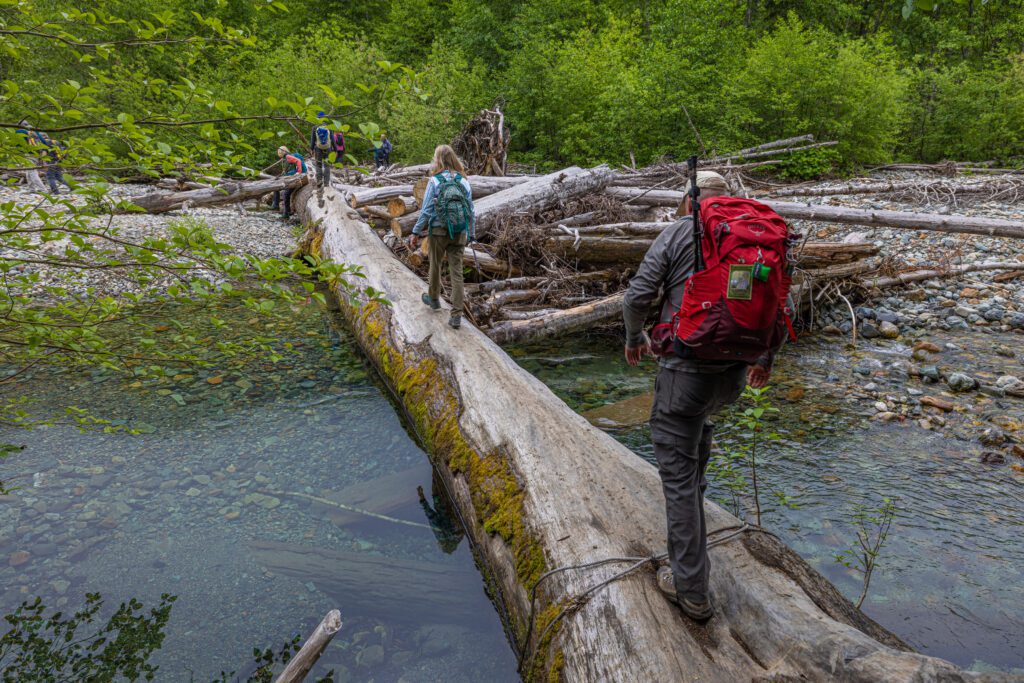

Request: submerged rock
left=946, top=372, right=978, bottom=393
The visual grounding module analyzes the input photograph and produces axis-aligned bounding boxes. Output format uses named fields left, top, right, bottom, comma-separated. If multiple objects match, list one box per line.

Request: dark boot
left=421, top=293, right=440, bottom=311
left=656, top=566, right=713, bottom=621
left=448, top=313, right=461, bottom=330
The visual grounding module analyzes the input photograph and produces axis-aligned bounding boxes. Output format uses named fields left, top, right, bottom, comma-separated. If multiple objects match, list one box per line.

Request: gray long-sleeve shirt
left=622, top=216, right=773, bottom=372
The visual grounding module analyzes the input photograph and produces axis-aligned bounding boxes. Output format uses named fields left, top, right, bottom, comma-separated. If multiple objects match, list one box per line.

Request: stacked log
left=452, top=105, right=511, bottom=176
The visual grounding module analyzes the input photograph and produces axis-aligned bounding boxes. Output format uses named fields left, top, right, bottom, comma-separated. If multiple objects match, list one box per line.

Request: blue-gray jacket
left=413, top=172, right=475, bottom=239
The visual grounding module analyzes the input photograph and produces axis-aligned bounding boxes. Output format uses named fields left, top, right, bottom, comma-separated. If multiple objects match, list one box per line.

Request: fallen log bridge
left=297, top=186, right=1003, bottom=682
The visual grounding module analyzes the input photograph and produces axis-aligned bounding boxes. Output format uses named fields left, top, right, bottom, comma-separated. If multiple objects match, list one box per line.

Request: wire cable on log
left=515, top=522, right=770, bottom=674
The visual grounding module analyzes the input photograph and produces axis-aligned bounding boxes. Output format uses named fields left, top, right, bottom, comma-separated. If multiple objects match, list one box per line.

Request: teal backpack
left=434, top=173, right=472, bottom=239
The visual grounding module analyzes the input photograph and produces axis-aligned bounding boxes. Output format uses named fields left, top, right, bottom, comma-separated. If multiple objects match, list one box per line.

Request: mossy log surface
left=297, top=186, right=1010, bottom=683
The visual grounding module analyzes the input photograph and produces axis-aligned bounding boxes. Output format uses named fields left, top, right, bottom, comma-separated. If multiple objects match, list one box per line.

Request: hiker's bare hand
left=748, top=365, right=770, bottom=389
left=409, top=235, right=420, bottom=250
left=624, top=342, right=651, bottom=367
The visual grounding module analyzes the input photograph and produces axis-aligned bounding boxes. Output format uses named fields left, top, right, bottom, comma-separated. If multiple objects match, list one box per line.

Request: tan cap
left=676, top=171, right=730, bottom=218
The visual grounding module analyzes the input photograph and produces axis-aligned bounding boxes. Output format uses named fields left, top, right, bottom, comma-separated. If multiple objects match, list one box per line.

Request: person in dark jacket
left=374, top=133, right=392, bottom=169
left=309, top=112, right=343, bottom=188
left=622, top=171, right=775, bottom=622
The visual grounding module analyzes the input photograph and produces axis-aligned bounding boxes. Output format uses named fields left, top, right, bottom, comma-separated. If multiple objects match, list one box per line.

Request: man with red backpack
left=622, top=169, right=792, bottom=622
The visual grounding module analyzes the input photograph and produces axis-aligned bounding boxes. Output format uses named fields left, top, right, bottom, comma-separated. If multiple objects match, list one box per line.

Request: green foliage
left=903, top=56, right=1024, bottom=162
left=0, top=593, right=333, bottom=682
left=712, top=386, right=796, bottom=525
left=729, top=16, right=908, bottom=166
left=775, top=147, right=842, bottom=180
left=0, top=593, right=175, bottom=682
left=835, top=496, right=899, bottom=608
left=381, top=41, right=491, bottom=163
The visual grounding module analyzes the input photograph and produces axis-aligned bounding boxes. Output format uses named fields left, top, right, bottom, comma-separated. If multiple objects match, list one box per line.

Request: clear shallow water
left=1, top=303, right=518, bottom=682
left=512, top=332, right=1024, bottom=673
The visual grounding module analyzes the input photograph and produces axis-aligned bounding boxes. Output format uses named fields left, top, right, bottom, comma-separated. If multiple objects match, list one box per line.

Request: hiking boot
left=421, top=293, right=440, bottom=311
left=656, top=566, right=713, bottom=621
left=448, top=314, right=461, bottom=330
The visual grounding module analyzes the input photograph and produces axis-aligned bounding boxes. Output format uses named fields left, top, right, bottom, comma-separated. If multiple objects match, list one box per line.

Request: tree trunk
left=387, top=195, right=418, bottom=217
left=765, top=200, right=1024, bottom=239
left=473, top=165, right=616, bottom=238
left=860, top=262, right=1024, bottom=289
left=349, top=185, right=414, bottom=209
left=297, top=187, right=996, bottom=682
left=275, top=610, right=342, bottom=683
left=545, top=236, right=654, bottom=265
left=604, top=187, right=1024, bottom=239
left=120, top=174, right=308, bottom=214
left=487, top=293, right=627, bottom=345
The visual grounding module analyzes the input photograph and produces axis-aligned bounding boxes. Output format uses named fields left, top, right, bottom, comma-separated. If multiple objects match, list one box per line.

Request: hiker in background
left=309, top=112, right=341, bottom=188
left=37, top=130, right=70, bottom=194
left=270, top=145, right=306, bottom=219
left=622, top=170, right=790, bottom=622
left=409, top=144, right=474, bottom=330
left=14, top=120, right=48, bottom=193
left=374, top=133, right=392, bottom=169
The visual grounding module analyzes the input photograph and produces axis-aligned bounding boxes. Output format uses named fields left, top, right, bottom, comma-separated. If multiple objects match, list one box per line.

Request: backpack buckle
left=702, top=301, right=712, bottom=310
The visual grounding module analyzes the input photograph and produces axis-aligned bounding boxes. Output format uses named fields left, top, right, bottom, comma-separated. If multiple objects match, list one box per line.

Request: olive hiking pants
left=427, top=229, right=466, bottom=316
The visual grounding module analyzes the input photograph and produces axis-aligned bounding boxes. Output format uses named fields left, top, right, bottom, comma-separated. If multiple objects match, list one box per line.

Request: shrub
left=728, top=15, right=908, bottom=167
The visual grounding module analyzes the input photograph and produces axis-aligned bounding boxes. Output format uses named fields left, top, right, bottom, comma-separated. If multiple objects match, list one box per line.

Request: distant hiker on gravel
left=374, top=133, right=392, bottom=169
left=36, top=131, right=70, bottom=194
left=15, top=120, right=51, bottom=193
left=309, top=112, right=345, bottom=188
left=271, top=145, right=306, bottom=219
left=622, top=170, right=793, bottom=622
left=410, top=144, right=475, bottom=330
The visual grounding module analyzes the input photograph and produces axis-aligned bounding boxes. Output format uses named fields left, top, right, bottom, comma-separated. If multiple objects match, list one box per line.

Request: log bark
left=764, top=178, right=1024, bottom=198
left=298, top=187, right=997, bottom=682
left=796, top=242, right=880, bottom=266
left=349, top=185, right=413, bottom=208
left=387, top=195, right=418, bottom=217
left=860, top=262, right=1024, bottom=289
left=605, top=187, right=1024, bottom=239
left=730, top=134, right=816, bottom=157
left=545, top=236, right=653, bottom=264
left=764, top=200, right=1024, bottom=239
left=275, top=610, right=342, bottom=683
left=120, top=174, right=308, bottom=214
left=702, top=140, right=838, bottom=165
left=473, top=165, right=616, bottom=238
left=487, top=292, right=626, bottom=345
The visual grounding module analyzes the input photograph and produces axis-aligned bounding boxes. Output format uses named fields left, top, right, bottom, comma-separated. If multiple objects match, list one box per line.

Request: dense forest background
left=10, top=0, right=1024, bottom=173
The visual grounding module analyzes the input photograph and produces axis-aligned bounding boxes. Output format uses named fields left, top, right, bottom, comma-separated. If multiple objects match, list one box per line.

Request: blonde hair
left=430, top=144, right=465, bottom=176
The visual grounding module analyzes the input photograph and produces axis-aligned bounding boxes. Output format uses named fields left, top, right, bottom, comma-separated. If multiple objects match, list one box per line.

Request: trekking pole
left=687, top=155, right=704, bottom=271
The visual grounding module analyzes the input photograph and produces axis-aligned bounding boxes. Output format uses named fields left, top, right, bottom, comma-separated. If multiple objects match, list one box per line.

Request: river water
left=512, top=331, right=1024, bottom=674
left=0, top=301, right=518, bottom=682
left=4, top=297, right=1023, bottom=678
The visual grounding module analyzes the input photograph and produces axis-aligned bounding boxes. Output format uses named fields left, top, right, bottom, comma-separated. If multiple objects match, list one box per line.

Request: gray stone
left=879, top=321, right=900, bottom=339
left=946, top=372, right=978, bottom=393
left=919, top=365, right=942, bottom=381
left=860, top=322, right=880, bottom=339
left=355, top=644, right=385, bottom=668
left=1006, top=312, right=1024, bottom=329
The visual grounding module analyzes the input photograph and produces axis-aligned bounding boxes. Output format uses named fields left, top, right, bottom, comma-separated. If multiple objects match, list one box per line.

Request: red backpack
left=670, top=196, right=794, bottom=362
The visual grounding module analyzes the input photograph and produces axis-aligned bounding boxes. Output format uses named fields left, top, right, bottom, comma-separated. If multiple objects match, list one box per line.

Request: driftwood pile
left=320, top=139, right=1021, bottom=346
left=452, top=104, right=511, bottom=176
left=115, top=131, right=1024, bottom=347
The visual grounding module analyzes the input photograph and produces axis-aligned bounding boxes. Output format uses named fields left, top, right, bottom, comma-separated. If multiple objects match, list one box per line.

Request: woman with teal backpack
left=409, top=145, right=475, bottom=330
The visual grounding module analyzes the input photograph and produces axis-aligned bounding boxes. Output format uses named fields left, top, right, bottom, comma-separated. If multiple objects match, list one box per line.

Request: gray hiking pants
left=650, top=363, right=746, bottom=603
left=313, top=148, right=331, bottom=186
